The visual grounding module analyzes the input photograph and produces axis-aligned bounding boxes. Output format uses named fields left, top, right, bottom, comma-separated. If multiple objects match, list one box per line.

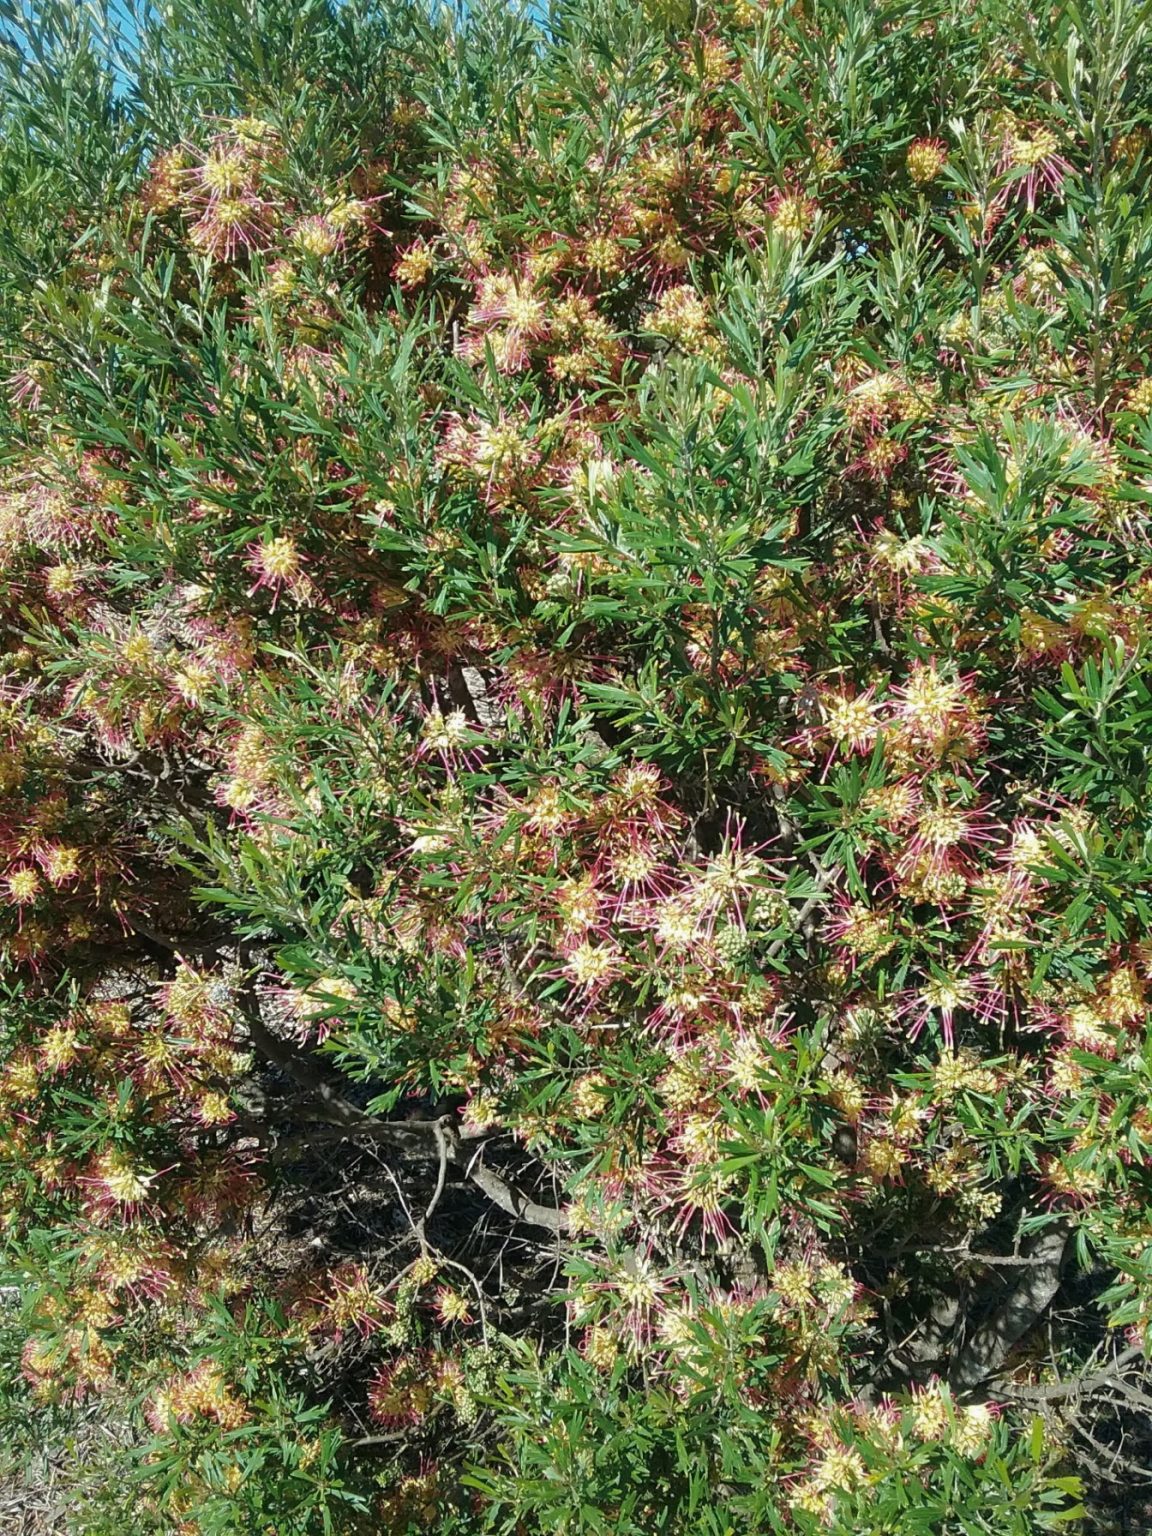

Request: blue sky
left=5, top=0, right=141, bottom=90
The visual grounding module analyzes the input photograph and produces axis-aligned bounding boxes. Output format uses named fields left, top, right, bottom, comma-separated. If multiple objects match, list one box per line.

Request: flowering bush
left=2, top=0, right=1152, bottom=1530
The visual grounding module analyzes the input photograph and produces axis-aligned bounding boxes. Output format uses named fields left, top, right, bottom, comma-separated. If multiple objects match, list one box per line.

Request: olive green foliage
left=0, top=0, right=1151, bottom=1531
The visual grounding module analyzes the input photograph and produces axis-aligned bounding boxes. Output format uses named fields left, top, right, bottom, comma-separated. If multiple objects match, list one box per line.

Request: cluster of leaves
left=2, top=0, right=1152, bottom=1530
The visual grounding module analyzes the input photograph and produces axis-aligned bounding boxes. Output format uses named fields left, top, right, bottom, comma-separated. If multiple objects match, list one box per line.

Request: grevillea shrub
left=3, top=0, right=1152, bottom=1530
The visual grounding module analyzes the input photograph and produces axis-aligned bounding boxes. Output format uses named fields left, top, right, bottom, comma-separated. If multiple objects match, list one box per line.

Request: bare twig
left=950, top=1221, right=1073, bottom=1390
left=263, top=1116, right=481, bottom=1162
left=997, top=1344, right=1145, bottom=1403
left=235, top=988, right=365, bottom=1128
left=1068, top=1419, right=1152, bottom=1484
left=421, top=1116, right=452, bottom=1227
left=121, top=912, right=220, bottom=958
left=466, top=1160, right=571, bottom=1234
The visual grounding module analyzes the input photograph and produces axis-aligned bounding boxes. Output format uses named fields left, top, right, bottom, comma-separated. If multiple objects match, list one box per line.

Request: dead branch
left=997, top=1344, right=1146, bottom=1403
left=950, top=1220, right=1072, bottom=1390
left=466, top=1160, right=571, bottom=1234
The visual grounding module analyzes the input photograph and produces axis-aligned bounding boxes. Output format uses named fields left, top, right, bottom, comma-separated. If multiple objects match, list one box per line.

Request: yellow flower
left=199, top=150, right=248, bottom=197
left=1010, top=126, right=1059, bottom=168
left=568, top=1073, right=608, bottom=1119
left=253, top=535, right=303, bottom=585
left=812, top=1444, right=866, bottom=1492
left=565, top=941, right=619, bottom=987
left=2, top=1057, right=39, bottom=1100
left=824, top=1069, right=865, bottom=1122
left=863, top=1137, right=903, bottom=1181
left=120, top=631, right=158, bottom=670
left=657, top=1056, right=709, bottom=1114
left=907, top=138, right=948, bottom=185
left=951, top=1403, right=995, bottom=1456
left=1125, top=378, right=1152, bottom=415
left=6, top=866, right=41, bottom=905
left=647, top=284, right=713, bottom=354
left=910, top=1380, right=950, bottom=1440
left=196, top=1091, right=234, bottom=1127
left=773, top=1259, right=814, bottom=1307
left=171, top=659, right=216, bottom=706
left=95, top=1150, right=154, bottom=1207
left=40, top=1024, right=79, bottom=1073
left=583, top=1326, right=619, bottom=1369
left=43, top=562, right=81, bottom=598
left=410, top=1254, right=440, bottom=1286
left=770, top=191, right=817, bottom=239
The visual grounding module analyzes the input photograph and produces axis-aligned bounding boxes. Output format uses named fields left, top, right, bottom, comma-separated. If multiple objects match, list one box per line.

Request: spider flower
left=996, top=122, right=1071, bottom=210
